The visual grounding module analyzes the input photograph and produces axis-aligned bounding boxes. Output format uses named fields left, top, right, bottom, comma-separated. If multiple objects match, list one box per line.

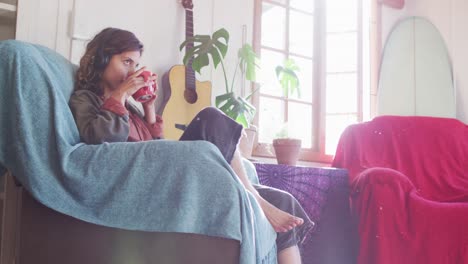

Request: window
left=253, top=0, right=369, bottom=163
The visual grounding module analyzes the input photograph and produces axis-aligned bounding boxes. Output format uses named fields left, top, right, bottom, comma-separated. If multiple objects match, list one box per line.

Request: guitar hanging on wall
left=160, top=0, right=212, bottom=140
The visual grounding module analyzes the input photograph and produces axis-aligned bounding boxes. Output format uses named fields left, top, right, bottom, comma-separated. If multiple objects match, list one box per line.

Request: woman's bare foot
left=228, top=150, right=304, bottom=232
left=257, top=196, right=304, bottom=232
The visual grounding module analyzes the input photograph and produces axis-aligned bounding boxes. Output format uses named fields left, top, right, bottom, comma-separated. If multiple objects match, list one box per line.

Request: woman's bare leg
left=230, top=149, right=303, bottom=232
left=278, top=245, right=302, bottom=264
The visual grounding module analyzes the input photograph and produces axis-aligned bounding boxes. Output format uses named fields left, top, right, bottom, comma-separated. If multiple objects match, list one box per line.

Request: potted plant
left=179, top=28, right=259, bottom=128
left=180, top=28, right=300, bottom=160
left=272, top=59, right=302, bottom=166
left=179, top=28, right=260, bottom=158
left=272, top=123, right=302, bottom=166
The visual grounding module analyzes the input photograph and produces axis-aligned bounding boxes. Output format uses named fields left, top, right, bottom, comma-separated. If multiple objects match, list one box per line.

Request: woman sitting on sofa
left=69, top=27, right=314, bottom=263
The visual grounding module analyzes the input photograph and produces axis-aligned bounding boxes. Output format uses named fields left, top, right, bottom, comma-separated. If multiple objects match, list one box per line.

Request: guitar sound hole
left=184, top=89, right=198, bottom=104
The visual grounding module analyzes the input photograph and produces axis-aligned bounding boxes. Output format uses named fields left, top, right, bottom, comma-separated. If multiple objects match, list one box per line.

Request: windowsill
left=249, top=155, right=331, bottom=168
left=252, top=143, right=335, bottom=164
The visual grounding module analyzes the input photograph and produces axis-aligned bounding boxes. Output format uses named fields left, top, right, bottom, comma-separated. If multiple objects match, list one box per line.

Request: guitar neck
left=185, top=8, right=196, bottom=90
left=185, top=8, right=194, bottom=50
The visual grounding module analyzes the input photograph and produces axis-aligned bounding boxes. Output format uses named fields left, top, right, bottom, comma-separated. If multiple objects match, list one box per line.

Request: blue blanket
left=0, top=40, right=277, bottom=263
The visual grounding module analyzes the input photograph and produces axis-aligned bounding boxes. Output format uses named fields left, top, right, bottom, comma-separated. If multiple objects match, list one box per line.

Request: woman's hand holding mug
left=111, top=67, right=157, bottom=105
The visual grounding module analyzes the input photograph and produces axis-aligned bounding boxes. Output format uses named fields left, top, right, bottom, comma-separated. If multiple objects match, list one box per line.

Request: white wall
left=15, top=0, right=254, bottom=103
left=381, top=1, right=468, bottom=123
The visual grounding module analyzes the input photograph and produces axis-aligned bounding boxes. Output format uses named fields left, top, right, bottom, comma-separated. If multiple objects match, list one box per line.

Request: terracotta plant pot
left=239, top=125, right=257, bottom=159
left=273, top=138, right=301, bottom=166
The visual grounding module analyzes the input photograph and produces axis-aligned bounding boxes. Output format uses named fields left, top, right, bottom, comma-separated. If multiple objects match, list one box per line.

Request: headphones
left=93, top=28, right=118, bottom=70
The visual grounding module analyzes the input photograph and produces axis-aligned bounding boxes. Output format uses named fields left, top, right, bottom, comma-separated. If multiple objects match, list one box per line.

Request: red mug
left=132, top=70, right=157, bottom=103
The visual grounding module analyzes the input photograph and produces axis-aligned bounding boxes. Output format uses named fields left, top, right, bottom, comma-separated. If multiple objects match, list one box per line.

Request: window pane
left=288, top=102, right=313, bottom=148
left=325, top=114, right=357, bottom=155
left=290, top=0, right=314, bottom=13
left=259, top=97, right=285, bottom=143
left=259, top=49, right=285, bottom=97
left=262, top=3, right=286, bottom=50
left=326, top=73, right=357, bottom=113
left=289, top=11, right=314, bottom=57
left=289, top=56, right=313, bottom=102
left=327, top=33, right=357, bottom=72
left=326, top=0, right=357, bottom=33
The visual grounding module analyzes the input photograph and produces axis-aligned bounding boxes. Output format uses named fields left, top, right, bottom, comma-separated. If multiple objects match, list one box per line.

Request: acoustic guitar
left=160, top=0, right=212, bottom=140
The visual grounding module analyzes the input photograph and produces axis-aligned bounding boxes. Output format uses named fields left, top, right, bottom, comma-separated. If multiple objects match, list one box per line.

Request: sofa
left=1, top=171, right=244, bottom=264
left=0, top=40, right=278, bottom=263
left=332, top=115, right=468, bottom=264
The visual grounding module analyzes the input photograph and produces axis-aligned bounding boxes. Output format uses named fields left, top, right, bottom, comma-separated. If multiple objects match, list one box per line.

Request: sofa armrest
left=350, top=167, right=415, bottom=229
left=350, top=167, right=468, bottom=263
left=1, top=171, right=22, bottom=264
left=351, top=167, right=415, bottom=196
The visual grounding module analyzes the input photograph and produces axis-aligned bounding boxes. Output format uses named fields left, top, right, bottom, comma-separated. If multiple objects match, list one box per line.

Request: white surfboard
left=378, top=17, right=456, bottom=118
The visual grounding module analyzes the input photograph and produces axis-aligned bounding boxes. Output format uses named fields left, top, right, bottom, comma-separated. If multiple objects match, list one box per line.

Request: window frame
left=251, top=0, right=365, bottom=163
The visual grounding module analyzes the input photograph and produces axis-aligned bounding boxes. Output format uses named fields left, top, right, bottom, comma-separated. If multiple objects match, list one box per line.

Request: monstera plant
left=180, top=28, right=301, bottom=128
left=180, top=28, right=259, bottom=128
left=276, top=58, right=300, bottom=98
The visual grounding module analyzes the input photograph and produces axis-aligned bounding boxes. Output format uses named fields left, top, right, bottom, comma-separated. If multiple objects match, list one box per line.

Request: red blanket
left=332, top=115, right=468, bottom=264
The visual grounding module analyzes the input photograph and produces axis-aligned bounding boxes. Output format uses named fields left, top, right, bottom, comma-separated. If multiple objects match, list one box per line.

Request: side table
left=254, top=162, right=357, bottom=264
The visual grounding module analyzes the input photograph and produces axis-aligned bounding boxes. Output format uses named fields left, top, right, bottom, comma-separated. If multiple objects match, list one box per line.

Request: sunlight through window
left=255, top=0, right=370, bottom=162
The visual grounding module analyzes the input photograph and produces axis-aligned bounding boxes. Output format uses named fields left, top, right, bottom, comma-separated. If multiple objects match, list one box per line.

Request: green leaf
left=213, top=28, right=229, bottom=56
left=235, top=114, right=249, bottom=128
left=276, top=59, right=301, bottom=97
left=208, top=49, right=223, bottom=69
left=238, top=44, right=260, bottom=82
left=179, top=28, right=230, bottom=73
left=215, top=93, right=256, bottom=128
left=215, top=92, right=235, bottom=107
left=178, top=27, right=262, bottom=128
left=192, top=53, right=210, bottom=74
left=179, top=36, right=195, bottom=51
left=238, top=96, right=256, bottom=112
left=182, top=43, right=199, bottom=65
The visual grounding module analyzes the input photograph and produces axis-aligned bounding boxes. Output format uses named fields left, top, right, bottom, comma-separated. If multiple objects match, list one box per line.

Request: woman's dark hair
left=75, top=27, right=144, bottom=95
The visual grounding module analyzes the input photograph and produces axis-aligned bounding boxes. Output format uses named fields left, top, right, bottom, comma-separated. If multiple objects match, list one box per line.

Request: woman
left=69, top=27, right=314, bottom=263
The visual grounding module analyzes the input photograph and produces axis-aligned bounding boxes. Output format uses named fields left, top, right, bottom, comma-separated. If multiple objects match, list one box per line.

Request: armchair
left=332, top=115, right=468, bottom=264
left=0, top=40, right=277, bottom=263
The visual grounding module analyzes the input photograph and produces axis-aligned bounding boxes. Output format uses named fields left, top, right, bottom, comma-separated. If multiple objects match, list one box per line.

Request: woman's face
left=100, top=50, right=141, bottom=91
